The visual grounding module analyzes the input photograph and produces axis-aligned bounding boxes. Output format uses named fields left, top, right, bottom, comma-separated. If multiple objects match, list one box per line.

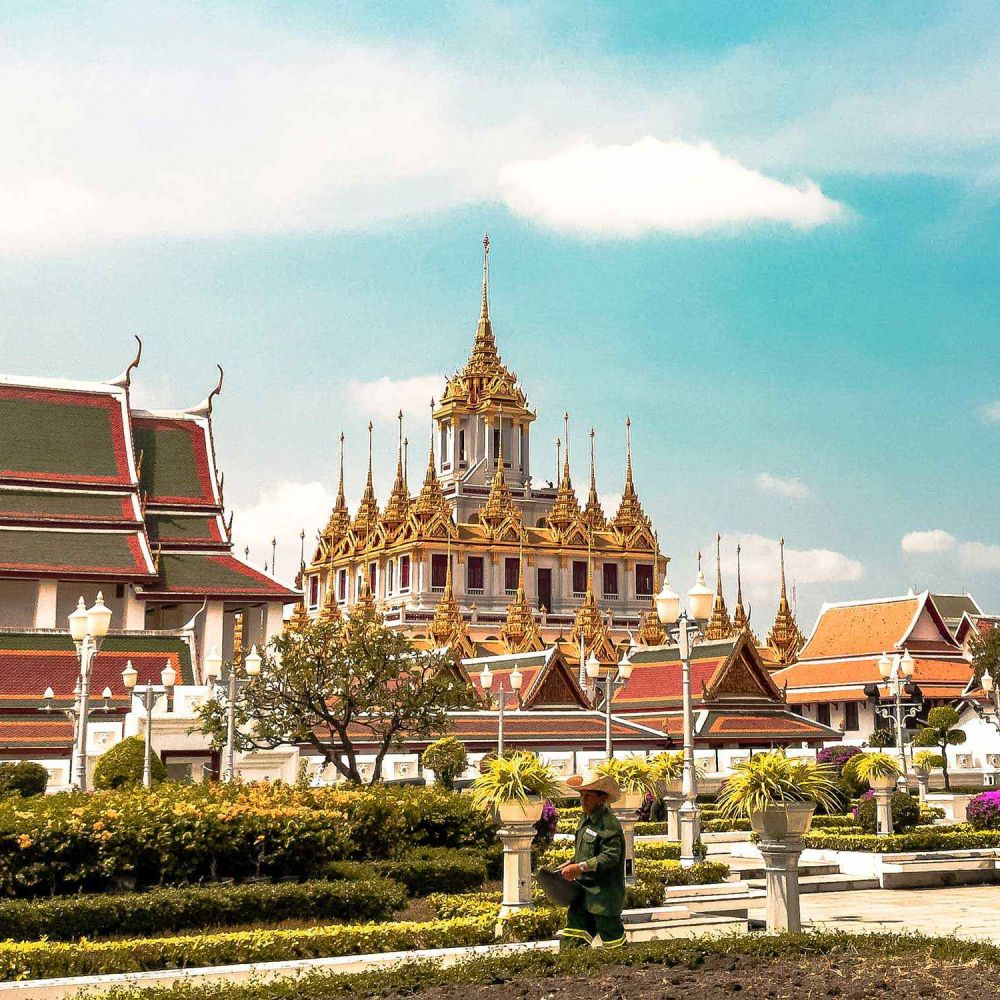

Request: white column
left=203, top=601, right=225, bottom=678
left=123, top=586, right=145, bottom=631
left=34, top=580, right=57, bottom=628
left=496, top=819, right=536, bottom=928
left=264, top=602, right=284, bottom=642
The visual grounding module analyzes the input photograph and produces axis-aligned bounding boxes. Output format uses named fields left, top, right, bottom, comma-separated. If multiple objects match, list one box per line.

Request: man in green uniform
left=557, top=772, right=626, bottom=950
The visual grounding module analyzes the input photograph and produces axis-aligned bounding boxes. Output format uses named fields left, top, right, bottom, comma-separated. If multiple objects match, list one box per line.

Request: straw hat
left=565, top=771, right=621, bottom=803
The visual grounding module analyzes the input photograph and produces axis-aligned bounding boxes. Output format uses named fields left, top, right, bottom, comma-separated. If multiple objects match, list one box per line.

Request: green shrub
left=635, top=821, right=669, bottom=836
left=812, top=814, right=862, bottom=830
left=856, top=792, right=921, bottom=834
left=0, top=877, right=405, bottom=942
left=701, top=818, right=751, bottom=832
left=803, top=828, right=1000, bottom=852
left=0, top=762, right=48, bottom=798
left=93, top=736, right=168, bottom=790
left=421, top=737, right=468, bottom=790
left=327, top=847, right=488, bottom=897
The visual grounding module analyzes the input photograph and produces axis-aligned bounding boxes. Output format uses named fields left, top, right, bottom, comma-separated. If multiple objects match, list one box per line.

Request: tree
left=912, top=706, right=966, bottom=791
left=865, top=726, right=896, bottom=749
left=93, top=736, right=168, bottom=790
left=0, top=761, right=48, bottom=797
left=970, top=625, right=1000, bottom=685
left=422, top=736, right=468, bottom=790
left=196, top=608, right=477, bottom=785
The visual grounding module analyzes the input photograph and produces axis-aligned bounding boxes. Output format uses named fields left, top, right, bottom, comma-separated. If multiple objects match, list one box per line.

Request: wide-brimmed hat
left=565, top=772, right=620, bottom=803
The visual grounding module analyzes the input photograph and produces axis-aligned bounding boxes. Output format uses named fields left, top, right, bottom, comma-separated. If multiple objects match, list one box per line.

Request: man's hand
left=560, top=863, right=586, bottom=880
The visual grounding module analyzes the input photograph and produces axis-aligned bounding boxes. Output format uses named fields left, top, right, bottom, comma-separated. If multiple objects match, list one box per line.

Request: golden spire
left=582, top=427, right=608, bottom=531
left=731, top=543, right=754, bottom=638
left=480, top=410, right=521, bottom=530
left=321, top=431, right=351, bottom=543
left=413, top=398, right=452, bottom=525
left=351, top=421, right=381, bottom=538
left=548, top=411, right=583, bottom=532
left=501, top=531, right=544, bottom=653
left=382, top=409, right=410, bottom=531
left=767, top=537, right=804, bottom=664
left=612, top=417, right=652, bottom=537
left=319, top=575, right=343, bottom=624
left=638, top=531, right=667, bottom=646
left=356, top=567, right=377, bottom=615
left=233, top=611, right=245, bottom=663
left=704, top=533, right=734, bottom=640
left=429, top=536, right=474, bottom=657
left=287, top=600, right=310, bottom=632
left=569, top=537, right=617, bottom=663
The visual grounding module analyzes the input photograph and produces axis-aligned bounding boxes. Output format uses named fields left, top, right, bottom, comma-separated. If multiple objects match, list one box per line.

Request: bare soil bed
left=379, top=951, right=991, bottom=999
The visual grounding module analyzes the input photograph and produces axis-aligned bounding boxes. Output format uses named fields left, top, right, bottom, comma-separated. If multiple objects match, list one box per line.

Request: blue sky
left=1, top=1, right=998, bottom=629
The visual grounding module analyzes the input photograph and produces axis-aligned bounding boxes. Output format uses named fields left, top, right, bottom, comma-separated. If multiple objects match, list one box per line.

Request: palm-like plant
left=716, top=750, right=841, bottom=819
left=650, top=751, right=684, bottom=783
left=470, top=751, right=561, bottom=812
left=595, top=756, right=659, bottom=796
left=912, top=750, right=944, bottom=775
left=843, top=751, right=901, bottom=787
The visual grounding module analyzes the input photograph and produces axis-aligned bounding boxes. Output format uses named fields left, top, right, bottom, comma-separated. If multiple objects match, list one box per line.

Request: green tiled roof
left=0, top=488, right=129, bottom=521
left=0, top=395, right=122, bottom=480
left=148, top=552, right=297, bottom=598
left=146, top=513, right=217, bottom=542
left=0, top=528, right=149, bottom=576
left=134, top=422, right=210, bottom=504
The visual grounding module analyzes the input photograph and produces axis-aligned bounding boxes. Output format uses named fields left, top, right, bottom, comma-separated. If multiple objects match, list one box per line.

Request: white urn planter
left=869, top=774, right=897, bottom=836
left=750, top=802, right=816, bottom=934
left=617, top=789, right=646, bottom=811
left=498, top=797, right=545, bottom=824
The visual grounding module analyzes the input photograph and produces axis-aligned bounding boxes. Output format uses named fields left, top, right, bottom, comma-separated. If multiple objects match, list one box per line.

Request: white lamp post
left=479, top=664, right=523, bottom=757
left=42, top=593, right=114, bottom=792
left=976, top=670, right=1000, bottom=732
left=586, top=651, right=633, bottom=759
left=204, top=644, right=263, bottom=782
left=122, top=659, right=177, bottom=789
left=656, top=566, right=706, bottom=868
left=876, top=648, right=919, bottom=784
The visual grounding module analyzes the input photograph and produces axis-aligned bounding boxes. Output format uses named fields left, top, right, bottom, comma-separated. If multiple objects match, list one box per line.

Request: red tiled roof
left=705, top=712, right=835, bottom=737
left=0, top=716, right=75, bottom=750
left=611, top=659, right=723, bottom=710
left=798, top=599, right=920, bottom=659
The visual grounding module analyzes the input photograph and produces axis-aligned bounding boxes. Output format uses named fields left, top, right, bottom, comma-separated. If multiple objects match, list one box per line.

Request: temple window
left=467, top=556, right=485, bottom=593
left=386, top=560, right=395, bottom=594
left=400, top=555, right=411, bottom=590
left=337, top=569, right=347, bottom=602
left=572, top=560, right=587, bottom=597
left=459, top=429, right=466, bottom=464
left=816, top=703, right=831, bottom=727
left=440, top=425, right=450, bottom=471
left=504, top=557, right=519, bottom=594
left=843, top=702, right=859, bottom=732
left=308, top=575, right=319, bottom=608
left=635, top=563, right=653, bottom=598
left=602, top=563, right=619, bottom=599
left=431, top=553, right=448, bottom=592
left=368, top=561, right=377, bottom=595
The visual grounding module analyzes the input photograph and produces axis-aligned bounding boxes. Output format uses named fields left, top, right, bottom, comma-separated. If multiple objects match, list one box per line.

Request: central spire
left=548, top=411, right=583, bottom=532
left=704, top=533, right=734, bottom=640
left=472, top=233, right=498, bottom=358
left=582, top=426, right=608, bottom=531
left=351, top=421, right=380, bottom=538
left=767, top=537, right=804, bottom=664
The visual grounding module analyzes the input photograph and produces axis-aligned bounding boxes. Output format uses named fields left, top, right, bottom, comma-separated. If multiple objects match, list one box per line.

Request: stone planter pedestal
left=661, top=792, right=683, bottom=841
left=496, top=798, right=543, bottom=931
left=916, top=773, right=929, bottom=803
left=613, top=790, right=644, bottom=885
left=871, top=775, right=896, bottom=836
left=750, top=802, right=816, bottom=933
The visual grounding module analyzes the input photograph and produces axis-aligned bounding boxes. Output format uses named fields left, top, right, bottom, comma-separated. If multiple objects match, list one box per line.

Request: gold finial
left=563, top=412, right=570, bottom=471
left=556, top=436, right=561, bottom=483
left=611, top=415, right=650, bottom=537
left=779, top=536, right=787, bottom=599
left=403, top=436, right=409, bottom=485
left=625, top=416, right=633, bottom=481
left=337, top=431, right=346, bottom=499
left=583, top=426, right=608, bottom=531
left=715, top=533, right=723, bottom=598
left=697, top=549, right=702, bottom=572
left=367, top=421, right=374, bottom=485
left=481, top=233, right=490, bottom=321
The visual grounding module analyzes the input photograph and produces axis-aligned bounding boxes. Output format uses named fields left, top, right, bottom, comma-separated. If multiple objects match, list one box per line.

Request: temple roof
left=138, top=552, right=299, bottom=602
left=0, top=487, right=139, bottom=526
left=132, top=413, right=221, bottom=510
left=0, top=526, right=155, bottom=579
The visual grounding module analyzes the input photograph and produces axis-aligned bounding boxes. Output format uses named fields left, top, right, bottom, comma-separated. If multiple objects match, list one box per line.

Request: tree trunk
left=941, top=743, right=950, bottom=791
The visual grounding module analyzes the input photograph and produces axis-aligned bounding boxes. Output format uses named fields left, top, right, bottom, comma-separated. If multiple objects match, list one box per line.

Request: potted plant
left=470, top=750, right=561, bottom=824
left=595, top=756, right=658, bottom=810
left=715, top=750, right=839, bottom=933
left=912, top=750, right=944, bottom=802
left=650, top=751, right=685, bottom=795
left=844, top=752, right=902, bottom=835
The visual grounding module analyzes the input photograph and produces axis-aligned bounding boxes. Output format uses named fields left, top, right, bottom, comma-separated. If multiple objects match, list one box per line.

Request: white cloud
left=755, top=472, right=810, bottom=499
left=717, top=533, right=863, bottom=601
left=498, top=138, right=844, bottom=237
left=960, top=542, right=1000, bottom=572
left=231, top=481, right=335, bottom=582
left=901, top=529, right=957, bottom=554
left=128, top=374, right=175, bottom=410
left=347, top=375, right=445, bottom=421
left=983, top=401, right=1000, bottom=423
left=599, top=493, right=622, bottom=516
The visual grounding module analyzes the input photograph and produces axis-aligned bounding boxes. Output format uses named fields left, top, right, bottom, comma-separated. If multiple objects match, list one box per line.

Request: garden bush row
left=0, top=907, right=566, bottom=982
left=802, top=827, right=1000, bottom=853
left=326, top=846, right=490, bottom=897
left=0, top=877, right=406, bottom=942
left=0, top=782, right=494, bottom=897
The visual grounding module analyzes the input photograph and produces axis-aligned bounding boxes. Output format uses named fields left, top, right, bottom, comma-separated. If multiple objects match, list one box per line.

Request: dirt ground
left=377, top=951, right=992, bottom=999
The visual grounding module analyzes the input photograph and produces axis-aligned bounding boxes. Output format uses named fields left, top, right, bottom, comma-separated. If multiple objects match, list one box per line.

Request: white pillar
left=203, top=601, right=225, bottom=678
left=759, top=839, right=804, bottom=933
left=123, top=587, right=145, bottom=631
left=662, top=792, right=683, bottom=841
left=874, top=788, right=894, bottom=835
left=496, top=820, right=536, bottom=931
left=612, top=805, right=638, bottom=884
left=34, top=580, right=57, bottom=629
left=264, top=602, right=284, bottom=642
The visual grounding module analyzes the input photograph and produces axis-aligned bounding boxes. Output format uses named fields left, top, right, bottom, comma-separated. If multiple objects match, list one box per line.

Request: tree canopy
left=912, top=706, right=965, bottom=791
left=196, top=608, right=477, bottom=784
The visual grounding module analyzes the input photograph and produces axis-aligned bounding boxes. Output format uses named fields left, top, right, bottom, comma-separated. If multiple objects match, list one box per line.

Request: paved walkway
left=750, top=885, right=1000, bottom=942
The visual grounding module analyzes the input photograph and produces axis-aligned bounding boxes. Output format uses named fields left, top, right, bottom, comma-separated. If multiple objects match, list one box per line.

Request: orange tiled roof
left=798, top=598, right=920, bottom=659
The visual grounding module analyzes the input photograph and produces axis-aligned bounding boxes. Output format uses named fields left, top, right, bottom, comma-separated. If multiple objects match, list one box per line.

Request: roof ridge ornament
left=185, top=364, right=224, bottom=418
left=766, top=536, right=805, bottom=665
left=704, top=533, right=734, bottom=640
left=109, top=335, right=143, bottom=389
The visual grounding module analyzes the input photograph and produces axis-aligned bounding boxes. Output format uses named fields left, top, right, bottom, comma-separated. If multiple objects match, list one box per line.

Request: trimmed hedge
left=0, top=906, right=564, bottom=982
left=812, top=815, right=863, bottom=830
left=0, top=877, right=406, bottom=942
left=541, top=841, right=682, bottom=865
left=803, top=827, right=1000, bottom=853
left=327, top=847, right=488, bottom=897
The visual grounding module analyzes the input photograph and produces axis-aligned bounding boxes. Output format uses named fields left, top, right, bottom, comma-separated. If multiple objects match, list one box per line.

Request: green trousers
left=559, top=898, right=626, bottom=950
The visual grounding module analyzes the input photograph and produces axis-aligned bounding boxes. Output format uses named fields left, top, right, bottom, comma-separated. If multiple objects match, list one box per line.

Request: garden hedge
left=327, top=847, right=489, bottom=897
left=0, top=782, right=494, bottom=896
left=803, top=827, right=1000, bottom=853
left=0, top=877, right=405, bottom=942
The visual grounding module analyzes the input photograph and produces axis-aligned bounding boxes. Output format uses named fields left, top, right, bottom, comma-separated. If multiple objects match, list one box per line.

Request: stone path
left=749, top=884, right=1000, bottom=941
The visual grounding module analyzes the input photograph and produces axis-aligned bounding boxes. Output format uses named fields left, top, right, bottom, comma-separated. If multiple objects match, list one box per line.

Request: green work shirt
left=573, top=804, right=625, bottom=916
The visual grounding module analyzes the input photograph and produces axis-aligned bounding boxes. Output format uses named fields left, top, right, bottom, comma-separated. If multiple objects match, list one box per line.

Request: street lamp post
left=40, top=593, right=114, bottom=792
left=876, top=649, right=919, bottom=783
left=655, top=567, right=713, bottom=868
left=975, top=670, right=1000, bottom=732
left=584, top=651, right=634, bottom=758
left=204, top=644, right=263, bottom=782
left=122, top=660, right=177, bottom=788
left=478, top=665, right=523, bottom=756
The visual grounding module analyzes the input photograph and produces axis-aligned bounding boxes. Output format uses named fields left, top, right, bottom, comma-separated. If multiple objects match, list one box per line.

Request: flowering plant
left=967, top=790, right=1000, bottom=831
